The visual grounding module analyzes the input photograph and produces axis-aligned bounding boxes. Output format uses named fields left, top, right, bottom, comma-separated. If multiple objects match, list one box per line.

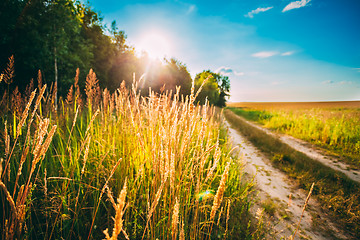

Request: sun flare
left=137, top=32, right=172, bottom=60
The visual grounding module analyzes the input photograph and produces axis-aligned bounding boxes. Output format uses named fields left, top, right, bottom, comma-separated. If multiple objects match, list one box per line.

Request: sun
left=137, top=32, right=172, bottom=60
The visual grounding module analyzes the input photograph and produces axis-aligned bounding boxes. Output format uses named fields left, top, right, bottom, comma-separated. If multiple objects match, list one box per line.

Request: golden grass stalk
left=29, top=84, right=46, bottom=120
left=85, top=108, right=100, bottom=135
left=66, top=105, right=79, bottom=149
left=0, top=158, right=3, bottom=177
left=4, top=121, right=10, bottom=158
left=170, top=152, right=176, bottom=189
left=85, top=69, right=99, bottom=108
left=88, top=158, right=123, bottom=240
left=179, top=219, right=185, bottom=240
left=193, top=75, right=211, bottom=101
left=32, top=118, right=50, bottom=158
left=16, top=89, right=36, bottom=137
left=210, top=161, right=230, bottom=221
left=37, top=70, right=42, bottom=89
left=37, top=124, right=57, bottom=160
left=290, top=183, right=315, bottom=240
left=66, top=85, right=74, bottom=105
left=13, top=145, right=29, bottom=197
left=103, top=180, right=127, bottom=240
left=112, top=181, right=127, bottom=238
left=204, top=144, right=221, bottom=183
left=147, top=181, right=165, bottom=221
left=81, top=136, right=91, bottom=175
left=224, top=199, right=231, bottom=240
left=3, top=55, right=15, bottom=85
left=0, top=178, right=22, bottom=240
left=0, top=180, right=16, bottom=216
left=217, top=206, right=223, bottom=226
left=172, top=198, right=179, bottom=240
left=142, top=179, right=166, bottom=240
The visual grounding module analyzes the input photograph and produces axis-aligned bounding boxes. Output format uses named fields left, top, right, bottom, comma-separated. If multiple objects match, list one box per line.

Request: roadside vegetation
left=224, top=109, right=360, bottom=238
left=0, top=63, right=260, bottom=239
left=227, top=103, right=360, bottom=168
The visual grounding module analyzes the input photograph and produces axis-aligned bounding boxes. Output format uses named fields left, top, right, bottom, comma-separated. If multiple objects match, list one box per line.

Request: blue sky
left=88, top=0, right=360, bottom=102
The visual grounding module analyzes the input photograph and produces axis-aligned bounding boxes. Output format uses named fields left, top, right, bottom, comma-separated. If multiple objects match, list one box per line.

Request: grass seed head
left=172, top=198, right=179, bottom=239
left=210, top=161, right=230, bottom=221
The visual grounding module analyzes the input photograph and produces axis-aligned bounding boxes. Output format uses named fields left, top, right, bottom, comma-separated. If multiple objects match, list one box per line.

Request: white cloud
left=216, top=66, right=244, bottom=76
left=281, top=51, right=295, bottom=56
left=353, top=68, right=360, bottom=73
left=186, top=4, right=196, bottom=14
left=323, top=80, right=354, bottom=85
left=251, top=51, right=279, bottom=58
left=283, top=0, right=311, bottom=12
left=339, top=81, right=354, bottom=85
left=252, top=51, right=295, bottom=58
left=234, top=71, right=245, bottom=76
left=245, top=7, right=273, bottom=18
left=322, top=80, right=334, bottom=84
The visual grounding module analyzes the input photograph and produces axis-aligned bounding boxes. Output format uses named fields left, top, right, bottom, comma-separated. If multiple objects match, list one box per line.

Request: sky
left=87, top=0, right=360, bottom=102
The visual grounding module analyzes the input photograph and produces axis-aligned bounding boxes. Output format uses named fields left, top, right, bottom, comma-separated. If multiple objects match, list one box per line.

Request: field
left=227, top=101, right=360, bottom=110
left=226, top=102, right=360, bottom=237
left=227, top=101, right=360, bottom=168
left=0, top=70, right=257, bottom=239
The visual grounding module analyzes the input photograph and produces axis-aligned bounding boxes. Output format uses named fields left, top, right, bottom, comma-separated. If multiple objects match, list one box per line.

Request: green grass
left=227, top=107, right=272, bottom=122
left=224, top=109, right=360, bottom=238
left=227, top=107, right=360, bottom=168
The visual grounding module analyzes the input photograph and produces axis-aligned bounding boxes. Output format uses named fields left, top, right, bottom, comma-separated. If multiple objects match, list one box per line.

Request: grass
left=227, top=105, right=360, bottom=168
left=224, top=109, right=360, bottom=238
left=0, top=65, right=259, bottom=239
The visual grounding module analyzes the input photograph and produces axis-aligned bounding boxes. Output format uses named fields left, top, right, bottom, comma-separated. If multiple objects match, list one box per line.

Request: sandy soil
left=225, top=122, right=352, bottom=239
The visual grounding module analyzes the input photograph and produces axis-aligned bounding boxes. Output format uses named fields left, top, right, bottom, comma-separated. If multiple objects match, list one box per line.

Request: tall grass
left=0, top=65, right=254, bottom=239
left=228, top=107, right=360, bottom=167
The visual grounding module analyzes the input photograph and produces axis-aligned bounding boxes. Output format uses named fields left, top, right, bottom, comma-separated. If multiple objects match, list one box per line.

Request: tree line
left=0, top=0, right=230, bottom=107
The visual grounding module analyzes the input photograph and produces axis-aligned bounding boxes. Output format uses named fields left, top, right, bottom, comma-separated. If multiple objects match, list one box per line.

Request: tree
left=138, top=58, right=193, bottom=97
left=0, top=0, right=93, bottom=97
left=165, top=58, right=192, bottom=96
left=0, top=0, right=196, bottom=102
left=194, top=70, right=230, bottom=107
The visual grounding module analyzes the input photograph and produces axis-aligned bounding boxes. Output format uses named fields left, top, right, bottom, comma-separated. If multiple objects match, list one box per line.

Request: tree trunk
left=54, top=46, right=58, bottom=109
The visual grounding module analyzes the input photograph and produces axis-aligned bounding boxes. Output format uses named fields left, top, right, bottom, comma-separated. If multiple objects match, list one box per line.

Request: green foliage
left=140, top=58, right=192, bottom=96
left=194, top=70, right=230, bottom=107
left=0, top=0, right=94, bottom=95
left=0, top=0, right=194, bottom=100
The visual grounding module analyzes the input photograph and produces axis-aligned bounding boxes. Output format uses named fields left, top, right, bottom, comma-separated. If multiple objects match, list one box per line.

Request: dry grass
left=0, top=64, right=254, bottom=239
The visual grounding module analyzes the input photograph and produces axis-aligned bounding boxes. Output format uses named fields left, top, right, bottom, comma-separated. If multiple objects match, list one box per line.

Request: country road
left=235, top=116, right=360, bottom=183
left=225, top=121, right=353, bottom=239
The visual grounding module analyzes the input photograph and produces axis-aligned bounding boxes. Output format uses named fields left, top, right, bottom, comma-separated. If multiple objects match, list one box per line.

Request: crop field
left=227, top=101, right=360, bottom=168
left=0, top=70, right=256, bottom=239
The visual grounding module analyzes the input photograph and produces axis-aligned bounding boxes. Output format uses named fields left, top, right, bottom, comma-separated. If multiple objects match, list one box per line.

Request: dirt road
left=225, top=122, right=351, bottom=239
left=237, top=117, right=360, bottom=183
